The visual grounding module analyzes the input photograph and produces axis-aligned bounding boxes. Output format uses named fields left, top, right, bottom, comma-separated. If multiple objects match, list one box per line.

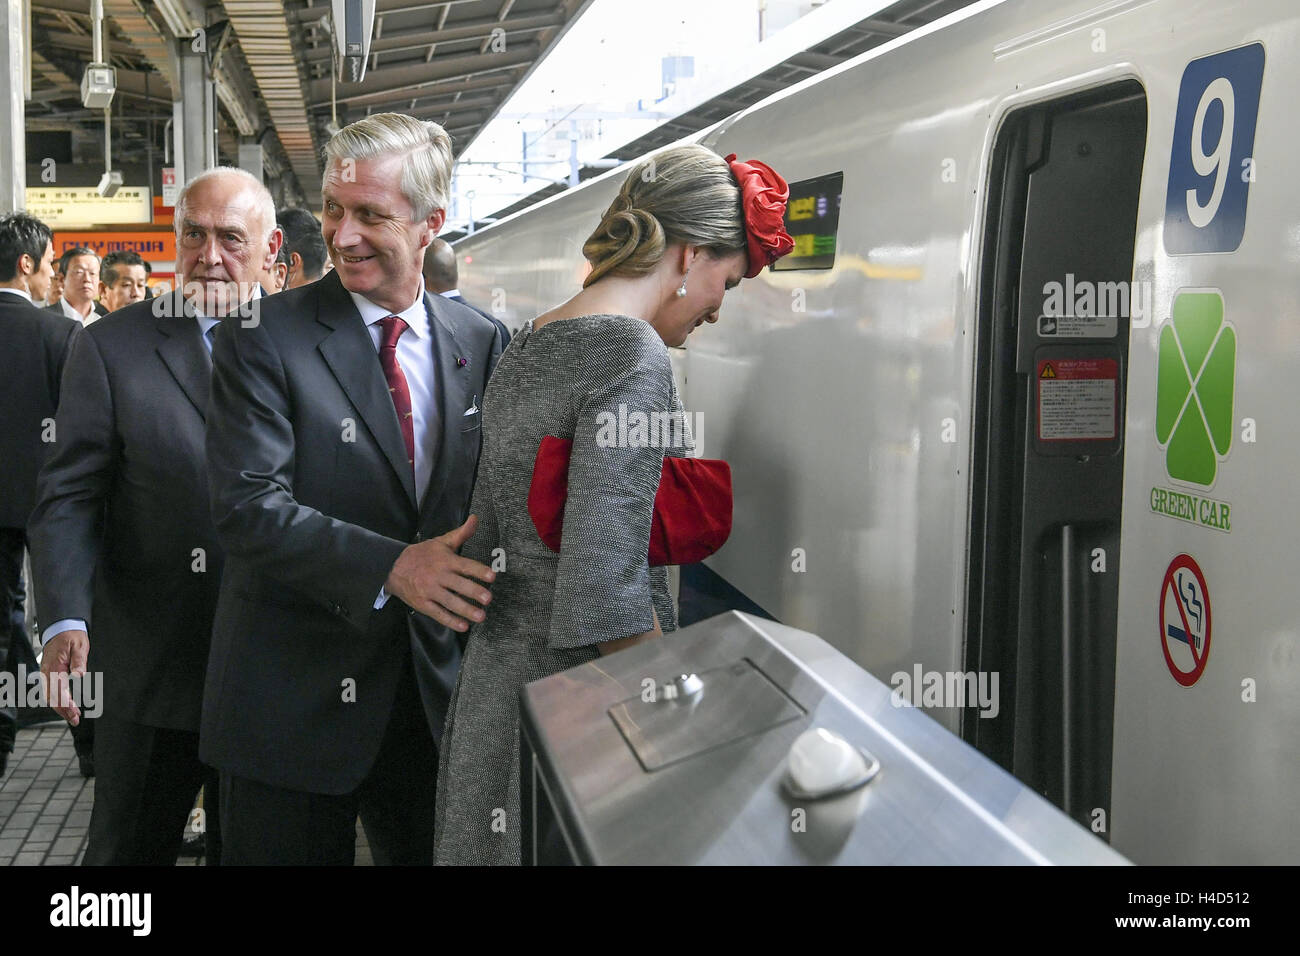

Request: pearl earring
left=676, top=277, right=688, bottom=297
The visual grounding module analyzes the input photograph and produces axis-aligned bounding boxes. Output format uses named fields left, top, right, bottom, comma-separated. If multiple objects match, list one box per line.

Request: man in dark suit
left=0, top=213, right=78, bottom=777
left=203, top=113, right=502, bottom=865
left=423, top=237, right=511, bottom=345
left=29, top=167, right=282, bottom=864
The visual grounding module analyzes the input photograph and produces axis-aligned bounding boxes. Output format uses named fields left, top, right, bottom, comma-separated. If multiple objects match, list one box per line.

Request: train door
left=965, top=81, right=1147, bottom=832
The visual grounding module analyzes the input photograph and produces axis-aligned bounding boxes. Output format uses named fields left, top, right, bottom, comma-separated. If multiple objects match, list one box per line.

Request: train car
left=452, top=0, right=1299, bottom=865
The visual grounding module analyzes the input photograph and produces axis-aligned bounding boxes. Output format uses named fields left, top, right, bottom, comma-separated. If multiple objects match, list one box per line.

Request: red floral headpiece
left=725, top=153, right=795, bottom=278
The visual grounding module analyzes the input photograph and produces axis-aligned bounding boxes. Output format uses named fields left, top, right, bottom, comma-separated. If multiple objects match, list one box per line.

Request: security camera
left=81, top=63, right=116, bottom=109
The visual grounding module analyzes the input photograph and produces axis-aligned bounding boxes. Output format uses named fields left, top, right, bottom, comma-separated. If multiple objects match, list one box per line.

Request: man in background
left=98, top=251, right=150, bottom=314
left=0, top=213, right=79, bottom=777
left=46, top=248, right=107, bottom=324
left=277, top=206, right=329, bottom=289
left=422, top=238, right=510, bottom=345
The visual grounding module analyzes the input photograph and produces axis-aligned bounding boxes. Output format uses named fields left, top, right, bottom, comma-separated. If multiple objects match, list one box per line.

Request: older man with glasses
left=45, top=248, right=107, bottom=324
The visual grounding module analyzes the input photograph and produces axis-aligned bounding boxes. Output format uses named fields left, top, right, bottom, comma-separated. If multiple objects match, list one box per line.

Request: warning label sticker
left=1159, top=553, right=1211, bottom=687
left=1037, top=358, right=1118, bottom=441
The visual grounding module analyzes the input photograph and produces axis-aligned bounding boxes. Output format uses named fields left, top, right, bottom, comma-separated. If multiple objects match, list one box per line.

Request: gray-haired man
left=30, top=167, right=280, bottom=864
left=202, top=113, right=503, bottom=864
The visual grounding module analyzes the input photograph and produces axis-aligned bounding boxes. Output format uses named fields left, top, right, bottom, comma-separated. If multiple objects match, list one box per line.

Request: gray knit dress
left=433, top=313, right=691, bottom=866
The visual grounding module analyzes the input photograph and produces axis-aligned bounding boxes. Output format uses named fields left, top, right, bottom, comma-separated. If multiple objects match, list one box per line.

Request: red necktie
left=378, top=315, right=415, bottom=475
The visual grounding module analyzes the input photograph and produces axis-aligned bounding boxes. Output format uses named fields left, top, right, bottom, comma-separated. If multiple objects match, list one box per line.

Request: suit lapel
left=155, top=291, right=211, bottom=421
left=418, top=291, right=471, bottom=526
left=314, top=272, right=419, bottom=510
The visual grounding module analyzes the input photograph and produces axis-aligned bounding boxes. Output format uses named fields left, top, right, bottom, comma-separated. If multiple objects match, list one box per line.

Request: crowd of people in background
left=18, top=208, right=335, bottom=325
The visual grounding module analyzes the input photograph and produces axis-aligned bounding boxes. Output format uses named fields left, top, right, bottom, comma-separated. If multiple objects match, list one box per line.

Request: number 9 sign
left=1164, top=44, right=1265, bottom=254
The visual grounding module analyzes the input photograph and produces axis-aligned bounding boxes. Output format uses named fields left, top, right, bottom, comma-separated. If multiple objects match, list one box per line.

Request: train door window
left=966, top=81, right=1147, bottom=833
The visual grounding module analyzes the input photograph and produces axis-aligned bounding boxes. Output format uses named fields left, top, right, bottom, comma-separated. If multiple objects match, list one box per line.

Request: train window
left=770, top=171, right=843, bottom=272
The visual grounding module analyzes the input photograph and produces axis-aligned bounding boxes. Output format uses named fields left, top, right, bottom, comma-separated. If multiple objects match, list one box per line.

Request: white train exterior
left=452, top=0, right=1299, bottom=865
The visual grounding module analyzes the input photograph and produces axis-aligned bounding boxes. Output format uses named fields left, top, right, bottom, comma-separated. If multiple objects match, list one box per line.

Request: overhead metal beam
left=290, top=0, right=489, bottom=21
left=852, top=17, right=912, bottom=38
left=309, top=73, right=516, bottom=111
left=307, top=42, right=539, bottom=104
left=788, top=50, right=843, bottom=72
left=404, top=94, right=499, bottom=117
left=299, top=10, right=563, bottom=63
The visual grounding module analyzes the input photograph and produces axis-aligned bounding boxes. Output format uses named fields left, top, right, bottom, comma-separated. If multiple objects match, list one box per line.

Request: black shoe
left=76, top=751, right=94, bottom=778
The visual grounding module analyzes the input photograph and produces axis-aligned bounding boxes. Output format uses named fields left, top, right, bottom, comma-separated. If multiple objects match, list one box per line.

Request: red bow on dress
left=527, top=435, right=733, bottom=566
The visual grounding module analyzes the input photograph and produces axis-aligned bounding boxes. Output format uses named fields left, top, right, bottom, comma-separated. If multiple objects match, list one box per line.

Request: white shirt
left=58, top=296, right=94, bottom=324
left=0, top=286, right=33, bottom=303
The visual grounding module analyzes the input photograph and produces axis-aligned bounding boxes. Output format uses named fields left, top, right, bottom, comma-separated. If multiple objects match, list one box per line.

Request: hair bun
left=582, top=201, right=665, bottom=286
left=602, top=206, right=658, bottom=242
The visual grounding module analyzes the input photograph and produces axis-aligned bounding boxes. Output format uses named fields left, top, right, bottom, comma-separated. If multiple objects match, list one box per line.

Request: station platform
left=0, top=723, right=374, bottom=866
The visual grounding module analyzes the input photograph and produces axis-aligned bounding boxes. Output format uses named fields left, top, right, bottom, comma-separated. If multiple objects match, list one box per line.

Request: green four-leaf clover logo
left=1156, top=292, right=1236, bottom=486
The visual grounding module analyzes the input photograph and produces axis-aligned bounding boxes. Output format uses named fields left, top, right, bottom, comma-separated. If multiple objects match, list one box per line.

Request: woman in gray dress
left=433, top=144, right=793, bottom=865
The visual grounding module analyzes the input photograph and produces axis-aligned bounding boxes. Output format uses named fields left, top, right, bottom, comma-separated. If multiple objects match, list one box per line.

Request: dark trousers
left=0, top=527, right=95, bottom=758
left=1, top=528, right=29, bottom=751
left=83, top=713, right=222, bottom=865
left=220, top=657, right=437, bottom=865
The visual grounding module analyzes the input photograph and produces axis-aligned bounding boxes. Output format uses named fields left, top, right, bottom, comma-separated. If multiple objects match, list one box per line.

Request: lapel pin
left=456, top=356, right=468, bottom=368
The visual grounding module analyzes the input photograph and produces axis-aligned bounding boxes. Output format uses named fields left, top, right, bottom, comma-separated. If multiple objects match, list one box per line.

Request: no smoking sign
left=1159, top=554, right=1212, bottom=686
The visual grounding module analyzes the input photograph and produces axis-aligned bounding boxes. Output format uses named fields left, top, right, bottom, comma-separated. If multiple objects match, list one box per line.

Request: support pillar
left=0, top=0, right=27, bottom=212
left=237, top=142, right=263, bottom=181
left=173, top=37, right=215, bottom=184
